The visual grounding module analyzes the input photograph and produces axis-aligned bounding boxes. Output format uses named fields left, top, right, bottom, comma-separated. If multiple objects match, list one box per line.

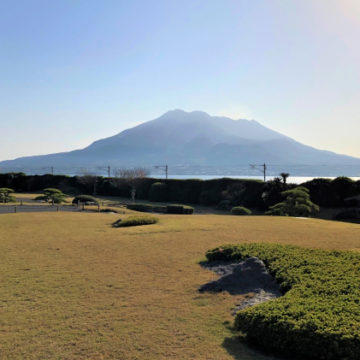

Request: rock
left=199, top=257, right=282, bottom=313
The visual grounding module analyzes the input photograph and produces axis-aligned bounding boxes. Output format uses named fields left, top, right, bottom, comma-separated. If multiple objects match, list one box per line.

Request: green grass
left=206, top=243, right=360, bottom=359
left=0, top=212, right=359, bottom=359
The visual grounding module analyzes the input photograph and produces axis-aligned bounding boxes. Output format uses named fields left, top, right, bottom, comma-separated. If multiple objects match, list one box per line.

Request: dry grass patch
left=0, top=213, right=359, bottom=359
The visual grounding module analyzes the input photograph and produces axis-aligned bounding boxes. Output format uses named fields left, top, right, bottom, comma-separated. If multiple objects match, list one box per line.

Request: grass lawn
left=0, top=212, right=359, bottom=359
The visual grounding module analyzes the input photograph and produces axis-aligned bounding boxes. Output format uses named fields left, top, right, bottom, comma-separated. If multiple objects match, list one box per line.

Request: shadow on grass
left=222, top=332, right=287, bottom=360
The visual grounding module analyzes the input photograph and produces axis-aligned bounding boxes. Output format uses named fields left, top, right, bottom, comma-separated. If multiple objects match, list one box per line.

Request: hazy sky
left=1, top=0, right=359, bottom=161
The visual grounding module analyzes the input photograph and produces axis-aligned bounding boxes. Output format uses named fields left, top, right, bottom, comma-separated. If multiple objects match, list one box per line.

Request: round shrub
left=231, top=206, right=252, bottom=215
left=148, top=182, right=168, bottom=202
left=182, top=205, right=194, bottom=214
left=72, top=194, right=99, bottom=205
left=112, top=215, right=158, bottom=228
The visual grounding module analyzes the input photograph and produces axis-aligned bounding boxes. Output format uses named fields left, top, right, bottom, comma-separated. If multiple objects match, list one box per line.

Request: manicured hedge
left=0, top=174, right=267, bottom=207
left=1, top=173, right=358, bottom=210
left=152, top=205, right=167, bottom=213
left=205, top=243, right=360, bottom=360
left=148, top=182, right=168, bottom=202
left=127, top=203, right=194, bottom=214
left=302, top=177, right=360, bottom=207
left=231, top=206, right=252, bottom=215
left=126, top=203, right=154, bottom=212
left=166, top=204, right=194, bottom=214
left=112, top=215, right=158, bottom=227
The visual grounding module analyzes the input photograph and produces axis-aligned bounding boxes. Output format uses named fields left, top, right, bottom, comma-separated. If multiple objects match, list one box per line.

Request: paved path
left=0, top=205, right=84, bottom=214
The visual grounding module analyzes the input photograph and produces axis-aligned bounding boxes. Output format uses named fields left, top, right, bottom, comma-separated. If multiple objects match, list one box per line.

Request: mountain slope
left=1, top=110, right=360, bottom=173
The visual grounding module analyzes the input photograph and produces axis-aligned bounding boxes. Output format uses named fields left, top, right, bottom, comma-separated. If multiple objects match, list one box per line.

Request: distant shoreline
left=159, top=175, right=360, bottom=184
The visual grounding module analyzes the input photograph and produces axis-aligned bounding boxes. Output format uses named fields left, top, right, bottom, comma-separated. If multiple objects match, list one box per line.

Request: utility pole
left=154, top=164, right=168, bottom=180
left=107, top=166, right=111, bottom=178
left=263, top=163, right=266, bottom=182
left=250, top=163, right=267, bottom=182
left=51, top=166, right=54, bottom=175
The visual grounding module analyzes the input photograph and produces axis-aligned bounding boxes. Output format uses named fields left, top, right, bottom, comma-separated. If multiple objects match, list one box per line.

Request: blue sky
left=1, top=0, right=359, bottom=160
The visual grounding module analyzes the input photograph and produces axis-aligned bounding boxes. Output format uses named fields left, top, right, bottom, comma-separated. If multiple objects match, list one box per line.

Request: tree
left=113, top=167, right=149, bottom=180
left=72, top=195, right=99, bottom=205
left=0, top=188, right=16, bottom=203
left=35, top=188, right=67, bottom=204
left=262, top=177, right=286, bottom=209
left=266, top=186, right=319, bottom=217
left=112, top=167, right=149, bottom=198
left=280, top=172, right=290, bottom=184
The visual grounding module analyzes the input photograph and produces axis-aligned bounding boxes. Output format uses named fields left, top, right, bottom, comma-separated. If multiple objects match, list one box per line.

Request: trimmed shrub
left=231, top=206, right=252, bottom=215
left=166, top=204, right=194, bottom=214
left=126, top=203, right=154, bottom=212
left=0, top=188, right=16, bottom=203
left=152, top=205, right=167, bottom=213
left=148, top=182, right=168, bottom=202
left=112, top=215, right=158, bottom=227
left=100, top=208, right=120, bottom=213
left=266, top=186, right=319, bottom=217
left=35, top=188, right=67, bottom=204
left=205, top=243, right=360, bottom=360
left=72, top=194, right=99, bottom=205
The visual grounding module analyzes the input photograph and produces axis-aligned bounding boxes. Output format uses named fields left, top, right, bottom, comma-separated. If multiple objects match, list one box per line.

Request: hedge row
left=1, top=173, right=359, bottom=209
left=302, top=176, right=360, bottom=207
left=205, top=243, right=360, bottom=360
left=126, top=203, right=194, bottom=214
left=0, top=173, right=264, bottom=207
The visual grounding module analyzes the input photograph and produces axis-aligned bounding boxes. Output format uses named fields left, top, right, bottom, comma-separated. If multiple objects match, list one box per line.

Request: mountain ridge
left=1, top=110, right=360, bottom=175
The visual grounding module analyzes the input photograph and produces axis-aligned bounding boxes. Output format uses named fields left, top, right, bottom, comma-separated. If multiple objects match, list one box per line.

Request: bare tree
left=112, top=167, right=149, bottom=199
left=113, top=167, right=149, bottom=179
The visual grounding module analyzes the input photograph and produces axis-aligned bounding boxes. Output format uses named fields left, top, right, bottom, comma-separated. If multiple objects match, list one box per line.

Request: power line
left=250, top=163, right=267, bottom=182
left=154, top=164, right=168, bottom=179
